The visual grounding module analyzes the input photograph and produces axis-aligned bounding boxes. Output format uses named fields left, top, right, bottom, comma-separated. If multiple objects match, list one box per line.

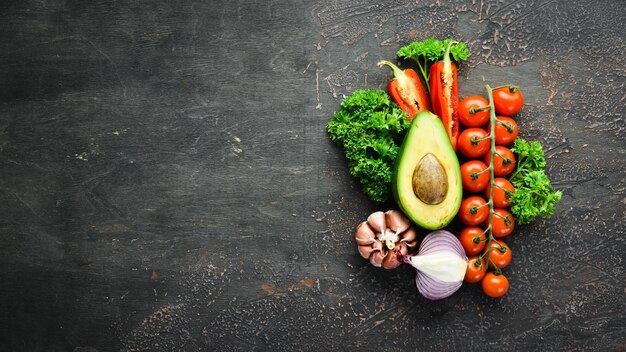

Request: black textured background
left=1, top=0, right=624, bottom=351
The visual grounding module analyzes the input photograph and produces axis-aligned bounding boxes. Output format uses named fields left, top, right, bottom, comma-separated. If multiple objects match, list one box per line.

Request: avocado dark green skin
left=392, top=111, right=462, bottom=230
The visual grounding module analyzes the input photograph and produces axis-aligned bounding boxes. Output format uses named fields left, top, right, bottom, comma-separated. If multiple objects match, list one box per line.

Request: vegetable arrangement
left=327, top=38, right=561, bottom=300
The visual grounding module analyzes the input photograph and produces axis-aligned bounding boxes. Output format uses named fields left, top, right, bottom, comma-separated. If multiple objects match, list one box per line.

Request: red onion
left=400, top=230, right=468, bottom=300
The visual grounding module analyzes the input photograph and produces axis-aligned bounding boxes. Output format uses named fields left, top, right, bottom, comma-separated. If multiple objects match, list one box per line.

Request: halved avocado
left=392, top=111, right=462, bottom=230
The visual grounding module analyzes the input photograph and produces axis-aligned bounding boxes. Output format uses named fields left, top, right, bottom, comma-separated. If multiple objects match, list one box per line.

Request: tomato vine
left=476, top=84, right=510, bottom=276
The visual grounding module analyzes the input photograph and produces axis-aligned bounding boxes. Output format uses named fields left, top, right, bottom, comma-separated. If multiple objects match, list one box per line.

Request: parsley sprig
left=509, top=138, right=562, bottom=224
left=397, top=38, right=470, bottom=92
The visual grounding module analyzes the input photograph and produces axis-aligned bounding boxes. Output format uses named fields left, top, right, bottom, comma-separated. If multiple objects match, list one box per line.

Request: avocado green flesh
left=392, top=111, right=462, bottom=230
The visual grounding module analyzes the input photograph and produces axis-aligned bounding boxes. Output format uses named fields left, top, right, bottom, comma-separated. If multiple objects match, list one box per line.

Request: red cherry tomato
left=464, top=256, right=487, bottom=283
left=493, top=86, right=524, bottom=116
left=459, top=196, right=489, bottom=226
left=481, top=271, right=509, bottom=298
left=488, top=208, right=515, bottom=238
left=461, top=160, right=490, bottom=193
left=488, top=116, right=519, bottom=146
left=459, top=96, right=490, bottom=127
left=485, top=178, right=515, bottom=208
left=459, top=226, right=486, bottom=256
left=458, top=128, right=490, bottom=158
left=488, top=240, right=512, bottom=269
left=484, top=146, right=516, bottom=177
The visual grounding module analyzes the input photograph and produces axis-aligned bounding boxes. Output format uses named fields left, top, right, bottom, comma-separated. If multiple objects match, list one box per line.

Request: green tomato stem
left=472, top=136, right=490, bottom=144
left=497, top=120, right=515, bottom=133
left=470, top=167, right=490, bottom=180
left=493, top=212, right=507, bottom=219
left=482, top=84, right=497, bottom=266
left=494, top=183, right=507, bottom=191
left=470, top=202, right=490, bottom=214
left=469, top=106, right=490, bottom=114
left=492, top=84, right=519, bottom=92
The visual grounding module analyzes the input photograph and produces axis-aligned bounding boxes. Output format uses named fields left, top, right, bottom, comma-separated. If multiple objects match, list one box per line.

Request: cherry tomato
left=458, top=128, right=490, bottom=158
left=488, top=240, right=512, bottom=268
left=484, top=146, right=516, bottom=177
left=488, top=208, right=515, bottom=238
left=487, top=116, right=519, bottom=146
left=493, top=86, right=524, bottom=115
left=481, top=271, right=509, bottom=298
left=485, top=178, right=515, bottom=208
left=461, top=160, right=490, bottom=193
left=464, top=256, right=487, bottom=283
left=459, top=196, right=489, bottom=226
left=459, top=226, right=486, bottom=256
left=459, top=96, right=490, bottom=127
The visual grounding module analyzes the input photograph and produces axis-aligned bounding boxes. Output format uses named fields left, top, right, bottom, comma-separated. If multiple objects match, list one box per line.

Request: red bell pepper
left=429, top=41, right=460, bottom=151
left=378, top=60, right=430, bottom=120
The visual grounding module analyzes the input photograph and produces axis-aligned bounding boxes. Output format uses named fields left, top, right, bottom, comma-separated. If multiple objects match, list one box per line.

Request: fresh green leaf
left=445, top=39, right=470, bottom=61
left=397, top=38, right=470, bottom=91
left=511, top=138, right=546, bottom=170
left=509, top=138, right=562, bottom=224
left=397, top=38, right=444, bottom=62
left=327, top=89, right=409, bottom=202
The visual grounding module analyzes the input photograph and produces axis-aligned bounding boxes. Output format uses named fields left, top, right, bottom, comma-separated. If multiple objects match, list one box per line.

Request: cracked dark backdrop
left=0, top=0, right=624, bottom=351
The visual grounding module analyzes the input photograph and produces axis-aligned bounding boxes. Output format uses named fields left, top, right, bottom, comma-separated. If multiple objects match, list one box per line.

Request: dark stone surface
left=0, top=0, right=624, bottom=351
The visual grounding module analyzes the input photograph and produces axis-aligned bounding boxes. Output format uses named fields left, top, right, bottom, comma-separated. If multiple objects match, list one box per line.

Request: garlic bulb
left=355, top=210, right=417, bottom=269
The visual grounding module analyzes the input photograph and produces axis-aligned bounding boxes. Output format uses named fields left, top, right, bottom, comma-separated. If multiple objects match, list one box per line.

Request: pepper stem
left=443, top=40, right=458, bottom=64
left=377, top=60, right=404, bottom=79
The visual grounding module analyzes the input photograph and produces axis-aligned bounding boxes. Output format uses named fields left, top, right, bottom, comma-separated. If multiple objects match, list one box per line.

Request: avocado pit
left=412, top=153, right=448, bottom=205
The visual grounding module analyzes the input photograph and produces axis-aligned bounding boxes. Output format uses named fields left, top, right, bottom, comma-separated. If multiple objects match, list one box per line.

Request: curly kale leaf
left=327, top=89, right=409, bottom=202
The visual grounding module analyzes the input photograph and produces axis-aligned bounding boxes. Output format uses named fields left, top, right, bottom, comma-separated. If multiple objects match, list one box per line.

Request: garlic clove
left=400, top=226, right=418, bottom=246
left=355, top=221, right=376, bottom=245
left=369, top=240, right=385, bottom=267
left=382, top=252, right=399, bottom=269
left=357, top=244, right=374, bottom=259
left=386, top=210, right=410, bottom=234
left=367, top=211, right=387, bottom=234
left=370, top=252, right=384, bottom=267
left=382, top=245, right=404, bottom=269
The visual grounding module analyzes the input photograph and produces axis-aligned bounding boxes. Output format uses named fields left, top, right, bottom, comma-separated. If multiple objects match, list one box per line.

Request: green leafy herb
left=397, top=38, right=469, bottom=91
left=327, top=89, right=409, bottom=202
left=509, top=138, right=562, bottom=224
